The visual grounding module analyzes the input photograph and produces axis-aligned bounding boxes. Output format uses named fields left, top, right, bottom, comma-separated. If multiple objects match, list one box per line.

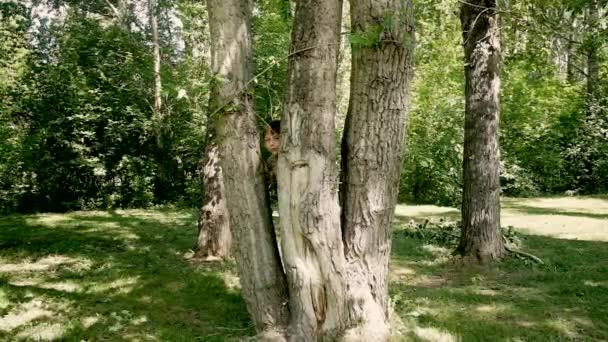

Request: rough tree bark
left=456, top=0, right=506, bottom=262
left=340, top=0, right=414, bottom=337
left=277, top=0, right=414, bottom=339
left=208, top=0, right=289, bottom=337
left=276, top=0, right=347, bottom=338
left=195, top=136, right=231, bottom=259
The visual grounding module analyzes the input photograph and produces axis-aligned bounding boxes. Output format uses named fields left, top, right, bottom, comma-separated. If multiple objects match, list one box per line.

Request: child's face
left=264, top=128, right=280, bottom=156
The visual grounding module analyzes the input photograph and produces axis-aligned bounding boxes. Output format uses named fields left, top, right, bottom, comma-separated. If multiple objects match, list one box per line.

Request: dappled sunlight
left=15, top=322, right=67, bottom=341
left=25, top=214, right=73, bottom=227
left=0, top=289, right=9, bottom=310
left=220, top=271, right=241, bottom=291
left=81, top=315, right=100, bottom=328
left=396, top=196, right=608, bottom=242
left=421, top=244, right=452, bottom=257
left=545, top=318, right=582, bottom=339
left=0, top=299, right=54, bottom=332
left=584, top=280, right=608, bottom=288
left=394, top=205, right=459, bottom=223
left=39, top=281, right=82, bottom=293
left=516, top=320, right=537, bottom=328
left=389, top=263, right=416, bottom=282
left=403, top=301, right=440, bottom=319
left=413, top=326, right=459, bottom=342
left=409, top=275, right=448, bottom=288
left=394, top=205, right=459, bottom=216
left=0, top=255, right=91, bottom=273
left=502, top=213, right=608, bottom=241
left=108, top=209, right=194, bottom=226
left=500, top=196, right=608, bottom=241
left=472, top=288, right=500, bottom=296
left=471, top=302, right=514, bottom=320
left=88, top=276, right=140, bottom=295
left=504, top=196, right=608, bottom=212
left=121, top=332, right=159, bottom=341
left=0, top=209, right=252, bottom=340
left=389, top=207, right=608, bottom=340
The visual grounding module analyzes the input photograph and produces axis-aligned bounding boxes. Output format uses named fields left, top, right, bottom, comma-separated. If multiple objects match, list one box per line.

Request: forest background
left=0, top=0, right=606, bottom=215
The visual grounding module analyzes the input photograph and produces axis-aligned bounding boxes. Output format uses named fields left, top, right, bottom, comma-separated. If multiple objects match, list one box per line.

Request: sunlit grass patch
left=0, top=209, right=252, bottom=341
left=1, top=198, right=606, bottom=340
left=390, top=197, right=608, bottom=341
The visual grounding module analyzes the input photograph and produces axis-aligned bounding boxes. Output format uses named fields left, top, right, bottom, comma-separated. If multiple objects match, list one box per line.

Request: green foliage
left=400, top=0, right=464, bottom=206
left=252, top=0, right=291, bottom=124
left=0, top=5, right=206, bottom=213
left=400, top=0, right=608, bottom=205
left=563, top=98, right=608, bottom=193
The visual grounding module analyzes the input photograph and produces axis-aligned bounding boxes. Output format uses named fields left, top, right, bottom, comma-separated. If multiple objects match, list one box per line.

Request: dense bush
left=0, top=5, right=206, bottom=213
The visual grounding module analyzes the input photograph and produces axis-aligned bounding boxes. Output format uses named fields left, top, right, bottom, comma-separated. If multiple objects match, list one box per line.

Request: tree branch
left=103, top=0, right=121, bottom=18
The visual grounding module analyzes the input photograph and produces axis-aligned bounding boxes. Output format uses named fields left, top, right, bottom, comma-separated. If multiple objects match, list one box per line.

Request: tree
left=207, top=0, right=289, bottom=338
left=340, top=0, right=414, bottom=333
left=207, top=0, right=414, bottom=337
left=585, top=0, right=600, bottom=101
left=148, top=0, right=162, bottom=120
left=456, top=0, right=506, bottom=261
left=276, top=0, right=347, bottom=337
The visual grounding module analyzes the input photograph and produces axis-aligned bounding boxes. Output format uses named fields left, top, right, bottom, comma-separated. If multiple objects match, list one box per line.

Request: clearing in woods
left=0, top=197, right=606, bottom=341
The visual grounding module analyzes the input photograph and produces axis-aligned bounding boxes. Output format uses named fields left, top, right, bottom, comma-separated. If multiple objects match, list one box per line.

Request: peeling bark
left=277, top=0, right=347, bottom=339
left=457, top=0, right=506, bottom=262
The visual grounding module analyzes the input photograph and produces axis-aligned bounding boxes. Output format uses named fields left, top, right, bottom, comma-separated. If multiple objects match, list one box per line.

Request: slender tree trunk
left=456, top=0, right=506, bottom=262
left=149, top=0, right=162, bottom=120
left=195, top=137, right=231, bottom=259
left=340, top=0, right=414, bottom=337
left=566, top=33, right=575, bottom=83
left=208, top=0, right=289, bottom=337
left=586, top=0, right=599, bottom=100
left=276, top=0, right=347, bottom=338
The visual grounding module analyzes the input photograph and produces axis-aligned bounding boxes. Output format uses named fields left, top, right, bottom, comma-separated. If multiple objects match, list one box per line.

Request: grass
left=0, top=197, right=607, bottom=341
left=0, top=210, right=251, bottom=341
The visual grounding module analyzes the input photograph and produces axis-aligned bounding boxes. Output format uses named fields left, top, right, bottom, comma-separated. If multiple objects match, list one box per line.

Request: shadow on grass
left=0, top=210, right=252, bottom=341
left=390, top=232, right=608, bottom=341
left=503, top=204, right=608, bottom=220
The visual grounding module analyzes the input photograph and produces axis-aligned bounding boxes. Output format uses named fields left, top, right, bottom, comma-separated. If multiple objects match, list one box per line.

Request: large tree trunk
left=340, top=0, right=414, bottom=337
left=195, top=138, right=231, bottom=259
left=208, top=0, right=289, bottom=337
left=456, top=0, right=506, bottom=262
left=276, top=0, right=347, bottom=339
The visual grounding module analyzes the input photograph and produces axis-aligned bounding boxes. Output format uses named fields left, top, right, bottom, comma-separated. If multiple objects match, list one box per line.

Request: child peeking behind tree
left=262, top=120, right=281, bottom=202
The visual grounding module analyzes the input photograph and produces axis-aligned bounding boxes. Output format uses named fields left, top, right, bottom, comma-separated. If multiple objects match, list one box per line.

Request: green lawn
left=1, top=198, right=607, bottom=341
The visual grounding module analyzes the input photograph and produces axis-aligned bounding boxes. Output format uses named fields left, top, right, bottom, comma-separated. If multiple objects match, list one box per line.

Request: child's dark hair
left=267, top=120, right=281, bottom=134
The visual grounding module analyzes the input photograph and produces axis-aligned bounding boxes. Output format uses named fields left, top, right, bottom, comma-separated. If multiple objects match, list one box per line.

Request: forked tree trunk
left=276, top=0, right=347, bottom=339
left=457, top=0, right=506, bottom=262
left=340, top=0, right=414, bottom=337
left=195, top=138, right=231, bottom=259
left=207, top=0, right=289, bottom=337
left=277, top=0, right=414, bottom=339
